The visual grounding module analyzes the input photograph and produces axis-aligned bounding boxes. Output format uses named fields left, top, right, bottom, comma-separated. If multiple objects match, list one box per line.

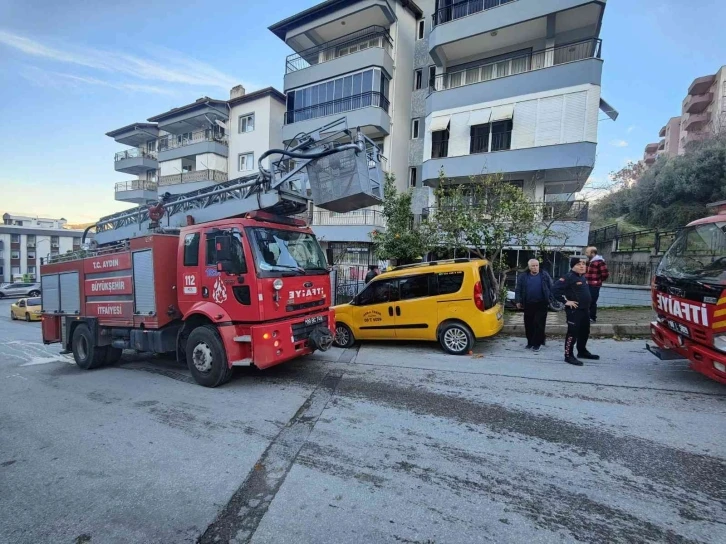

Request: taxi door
left=393, top=273, right=438, bottom=340
left=351, top=277, right=398, bottom=339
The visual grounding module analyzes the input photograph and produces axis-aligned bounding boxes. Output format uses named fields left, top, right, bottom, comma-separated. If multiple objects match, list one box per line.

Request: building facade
left=678, top=66, right=726, bottom=154
left=107, top=87, right=287, bottom=205
left=270, top=0, right=614, bottom=268
left=0, top=214, right=85, bottom=282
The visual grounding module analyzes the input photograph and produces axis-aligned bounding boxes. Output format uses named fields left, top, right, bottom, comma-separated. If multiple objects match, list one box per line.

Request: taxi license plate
left=496, top=312, right=503, bottom=321
left=667, top=319, right=690, bottom=338
left=305, top=316, right=325, bottom=326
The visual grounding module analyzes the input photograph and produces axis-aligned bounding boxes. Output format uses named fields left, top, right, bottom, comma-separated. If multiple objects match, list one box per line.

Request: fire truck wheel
left=105, top=347, right=123, bottom=365
left=72, top=324, right=107, bottom=370
left=186, top=325, right=233, bottom=388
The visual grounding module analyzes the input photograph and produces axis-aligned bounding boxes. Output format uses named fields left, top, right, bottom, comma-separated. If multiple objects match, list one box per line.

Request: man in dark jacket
left=514, top=259, right=553, bottom=352
left=365, top=265, right=380, bottom=284
left=552, top=256, right=600, bottom=366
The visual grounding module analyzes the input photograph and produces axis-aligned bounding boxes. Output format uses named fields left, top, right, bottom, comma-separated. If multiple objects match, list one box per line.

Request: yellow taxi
left=333, top=259, right=503, bottom=354
left=10, top=297, right=42, bottom=322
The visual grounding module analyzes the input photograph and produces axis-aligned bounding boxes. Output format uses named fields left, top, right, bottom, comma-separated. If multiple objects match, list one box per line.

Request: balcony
left=685, top=112, right=711, bottom=132
left=427, top=40, right=602, bottom=113
left=659, top=125, right=666, bottom=138
left=425, top=200, right=588, bottom=221
left=422, top=141, right=596, bottom=190
left=688, top=74, right=716, bottom=96
left=114, top=148, right=158, bottom=175
left=284, top=26, right=393, bottom=90
left=303, top=209, right=386, bottom=243
left=157, top=128, right=228, bottom=162
left=158, top=169, right=227, bottom=188
left=282, top=91, right=391, bottom=141
left=683, top=93, right=713, bottom=114
left=644, top=154, right=656, bottom=165
left=645, top=143, right=659, bottom=153
left=432, top=0, right=516, bottom=27
left=658, top=139, right=665, bottom=151
left=428, top=0, right=606, bottom=65
left=115, top=180, right=158, bottom=204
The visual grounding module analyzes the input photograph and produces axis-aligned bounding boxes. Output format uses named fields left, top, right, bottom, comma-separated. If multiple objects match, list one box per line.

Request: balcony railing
left=158, top=169, right=228, bottom=187
left=431, top=39, right=602, bottom=92
left=432, top=0, right=517, bottom=27
left=309, top=210, right=386, bottom=227
left=421, top=200, right=589, bottom=222
left=115, top=180, right=158, bottom=193
left=157, top=128, right=227, bottom=152
left=470, top=131, right=512, bottom=154
left=114, top=148, right=157, bottom=162
left=284, top=91, right=389, bottom=124
left=285, top=26, right=393, bottom=73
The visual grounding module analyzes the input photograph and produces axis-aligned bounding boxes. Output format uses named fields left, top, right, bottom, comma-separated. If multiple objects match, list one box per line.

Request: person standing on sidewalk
left=514, top=259, right=553, bottom=353
left=552, top=256, right=600, bottom=366
left=585, top=246, right=609, bottom=323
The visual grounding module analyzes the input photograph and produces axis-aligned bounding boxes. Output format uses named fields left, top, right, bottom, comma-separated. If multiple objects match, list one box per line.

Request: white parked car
left=0, top=282, right=42, bottom=298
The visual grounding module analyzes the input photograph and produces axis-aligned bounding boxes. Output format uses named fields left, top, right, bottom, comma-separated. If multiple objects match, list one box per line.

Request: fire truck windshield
left=248, top=227, right=328, bottom=276
left=657, top=221, right=726, bottom=284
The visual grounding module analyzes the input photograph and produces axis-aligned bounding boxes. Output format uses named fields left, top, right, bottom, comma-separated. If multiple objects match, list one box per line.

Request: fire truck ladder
left=92, top=118, right=384, bottom=246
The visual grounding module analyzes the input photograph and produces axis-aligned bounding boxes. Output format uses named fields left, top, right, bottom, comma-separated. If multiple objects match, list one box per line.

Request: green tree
left=370, top=174, right=434, bottom=264
left=428, top=171, right=537, bottom=289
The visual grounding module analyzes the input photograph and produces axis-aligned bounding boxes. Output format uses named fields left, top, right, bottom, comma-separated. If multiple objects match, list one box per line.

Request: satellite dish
left=215, top=120, right=227, bottom=130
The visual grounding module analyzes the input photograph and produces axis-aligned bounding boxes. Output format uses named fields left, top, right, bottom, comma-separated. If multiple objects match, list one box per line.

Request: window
left=417, top=19, right=425, bottom=40
left=183, top=233, right=200, bottom=266
left=358, top=278, right=399, bottom=306
left=206, top=229, right=247, bottom=273
left=409, top=167, right=417, bottom=188
left=437, top=272, right=464, bottom=295
left=411, top=119, right=420, bottom=139
left=146, top=139, right=156, bottom=153
left=414, top=69, right=423, bottom=90
left=11, top=250, right=20, bottom=259
left=470, top=121, right=513, bottom=154
left=11, top=234, right=19, bottom=243
left=28, top=266, right=36, bottom=275
left=432, top=128, right=449, bottom=158
left=429, top=66, right=436, bottom=89
left=12, top=267, right=20, bottom=275
left=27, top=252, right=35, bottom=259
left=399, top=274, right=431, bottom=300
left=238, top=113, right=255, bottom=133
left=239, top=152, right=254, bottom=171
left=26, top=235, right=35, bottom=246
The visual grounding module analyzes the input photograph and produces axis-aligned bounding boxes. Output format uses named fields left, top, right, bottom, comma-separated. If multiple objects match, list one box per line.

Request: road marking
left=20, top=356, right=68, bottom=366
left=198, top=371, right=343, bottom=544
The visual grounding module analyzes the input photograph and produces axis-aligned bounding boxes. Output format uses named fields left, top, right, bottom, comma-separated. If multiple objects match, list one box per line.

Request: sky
left=0, top=0, right=725, bottom=222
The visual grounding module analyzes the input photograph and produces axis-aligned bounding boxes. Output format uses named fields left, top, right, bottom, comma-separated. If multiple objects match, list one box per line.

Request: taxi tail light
left=474, top=281, right=486, bottom=311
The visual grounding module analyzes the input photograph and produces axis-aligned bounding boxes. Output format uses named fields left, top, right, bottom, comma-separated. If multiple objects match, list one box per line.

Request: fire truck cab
left=41, top=212, right=335, bottom=387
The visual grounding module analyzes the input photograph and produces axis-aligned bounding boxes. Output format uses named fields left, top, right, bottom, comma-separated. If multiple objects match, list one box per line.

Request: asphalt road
left=0, top=298, right=724, bottom=544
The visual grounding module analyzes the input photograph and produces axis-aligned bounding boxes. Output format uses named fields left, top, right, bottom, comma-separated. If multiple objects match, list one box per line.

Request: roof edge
left=228, top=87, right=286, bottom=107
left=147, top=97, right=228, bottom=122
left=105, top=122, right=158, bottom=138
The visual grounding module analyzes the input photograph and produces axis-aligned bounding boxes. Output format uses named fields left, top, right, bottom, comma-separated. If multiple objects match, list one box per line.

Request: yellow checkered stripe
left=712, top=297, right=726, bottom=329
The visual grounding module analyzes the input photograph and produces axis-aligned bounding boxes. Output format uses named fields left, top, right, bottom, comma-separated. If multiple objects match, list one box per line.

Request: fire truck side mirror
left=215, top=235, right=239, bottom=275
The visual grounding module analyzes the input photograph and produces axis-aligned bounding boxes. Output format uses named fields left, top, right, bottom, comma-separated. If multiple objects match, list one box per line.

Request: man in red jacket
left=585, top=246, right=609, bottom=323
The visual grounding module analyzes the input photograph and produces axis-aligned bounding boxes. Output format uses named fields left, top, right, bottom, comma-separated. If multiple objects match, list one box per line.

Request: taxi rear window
left=436, top=272, right=464, bottom=295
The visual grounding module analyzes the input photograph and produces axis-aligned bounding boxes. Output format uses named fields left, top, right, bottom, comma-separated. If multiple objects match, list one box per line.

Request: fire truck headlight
left=713, top=335, right=726, bottom=353
left=273, top=279, right=284, bottom=291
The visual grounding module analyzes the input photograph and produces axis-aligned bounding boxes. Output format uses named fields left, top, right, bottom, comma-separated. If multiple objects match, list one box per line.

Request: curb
left=501, top=323, right=652, bottom=337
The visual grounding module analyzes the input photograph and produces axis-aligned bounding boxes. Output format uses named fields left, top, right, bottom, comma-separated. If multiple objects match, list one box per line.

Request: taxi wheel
left=334, top=323, right=355, bottom=348
left=10, top=311, right=16, bottom=320
left=439, top=322, right=474, bottom=355
left=25, top=313, right=31, bottom=322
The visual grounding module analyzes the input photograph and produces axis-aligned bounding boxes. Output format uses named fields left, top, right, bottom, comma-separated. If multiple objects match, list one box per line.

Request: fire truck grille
left=291, top=316, right=329, bottom=342
left=286, top=299, right=326, bottom=312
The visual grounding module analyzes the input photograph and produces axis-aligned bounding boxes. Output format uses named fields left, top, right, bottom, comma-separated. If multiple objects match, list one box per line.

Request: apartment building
left=643, top=142, right=659, bottom=166
left=658, top=116, right=681, bottom=159
left=0, top=213, right=85, bottom=282
left=107, top=87, right=286, bottom=204
left=270, top=0, right=614, bottom=268
left=678, top=66, right=726, bottom=155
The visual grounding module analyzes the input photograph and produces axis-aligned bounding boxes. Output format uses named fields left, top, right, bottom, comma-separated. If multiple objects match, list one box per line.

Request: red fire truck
left=648, top=201, right=726, bottom=385
left=41, top=118, right=384, bottom=387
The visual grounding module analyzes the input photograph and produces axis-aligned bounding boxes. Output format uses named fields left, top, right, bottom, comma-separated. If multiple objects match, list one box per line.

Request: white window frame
left=238, top=113, right=255, bottom=133
left=414, top=69, right=423, bottom=90
left=238, top=152, right=255, bottom=172
left=11, top=250, right=20, bottom=259
left=11, top=266, right=20, bottom=275
left=411, top=119, right=420, bottom=139
left=11, top=234, right=19, bottom=243
left=417, top=20, right=425, bottom=40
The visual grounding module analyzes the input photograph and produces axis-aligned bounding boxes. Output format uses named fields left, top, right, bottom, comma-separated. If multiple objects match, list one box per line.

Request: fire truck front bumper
left=650, top=321, right=726, bottom=385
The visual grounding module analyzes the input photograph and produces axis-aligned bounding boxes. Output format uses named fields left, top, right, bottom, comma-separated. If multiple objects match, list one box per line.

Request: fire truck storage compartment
left=59, top=272, right=80, bottom=314
left=307, top=147, right=382, bottom=213
left=41, top=274, right=60, bottom=313
left=132, top=249, right=156, bottom=315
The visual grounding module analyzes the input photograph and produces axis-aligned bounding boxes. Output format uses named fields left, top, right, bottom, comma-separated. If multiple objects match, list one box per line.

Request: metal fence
left=284, top=92, right=390, bottom=124
left=615, top=228, right=680, bottom=254
left=588, top=224, right=618, bottom=245
left=330, top=265, right=368, bottom=305
left=432, top=0, right=516, bottom=26
left=608, top=261, right=659, bottom=286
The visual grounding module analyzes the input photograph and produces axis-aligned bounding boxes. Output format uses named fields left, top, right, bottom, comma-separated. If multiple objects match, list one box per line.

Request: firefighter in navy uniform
left=552, top=256, right=600, bottom=366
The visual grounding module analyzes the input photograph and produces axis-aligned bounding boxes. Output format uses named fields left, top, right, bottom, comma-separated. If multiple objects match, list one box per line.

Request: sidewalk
left=502, top=307, right=654, bottom=337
